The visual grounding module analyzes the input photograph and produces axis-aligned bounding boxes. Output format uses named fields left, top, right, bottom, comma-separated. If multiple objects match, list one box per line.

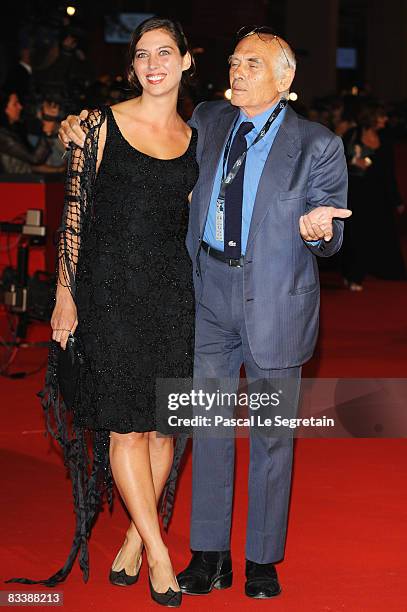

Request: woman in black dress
left=8, top=18, right=198, bottom=607
left=341, top=103, right=406, bottom=290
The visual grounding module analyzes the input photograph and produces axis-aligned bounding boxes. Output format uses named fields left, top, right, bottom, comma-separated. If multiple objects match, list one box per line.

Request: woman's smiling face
left=132, top=28, right=191, bottom=97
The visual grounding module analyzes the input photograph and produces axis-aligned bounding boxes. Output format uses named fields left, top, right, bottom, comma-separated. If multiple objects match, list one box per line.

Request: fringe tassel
left=5, top=342, right=113, bottom=587
left=160, top=434, right=189, bottom=530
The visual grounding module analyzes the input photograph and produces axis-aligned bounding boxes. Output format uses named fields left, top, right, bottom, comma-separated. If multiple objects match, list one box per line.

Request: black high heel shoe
left=109, top=550, right=142, bottom=587
left=148, top=575, right=182, bottom=607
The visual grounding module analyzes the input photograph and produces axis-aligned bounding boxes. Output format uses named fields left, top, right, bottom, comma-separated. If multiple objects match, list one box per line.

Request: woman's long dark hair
left=0, top=90, right=14, bottom=127
left=127, top=17, right=195, bottom=96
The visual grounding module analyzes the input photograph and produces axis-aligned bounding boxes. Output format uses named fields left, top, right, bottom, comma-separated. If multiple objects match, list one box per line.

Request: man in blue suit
left=59, top=26, right=350, bottom=600
left=177, top=27, right=350, bottom=599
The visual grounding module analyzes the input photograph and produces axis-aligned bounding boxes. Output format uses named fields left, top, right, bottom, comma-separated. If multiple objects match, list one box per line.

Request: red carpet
left=1, top=270, right=406, bottom=611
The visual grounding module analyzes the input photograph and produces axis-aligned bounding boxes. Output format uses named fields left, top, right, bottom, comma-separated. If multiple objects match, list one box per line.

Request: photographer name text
left=167, top=415, right=335, bottom=429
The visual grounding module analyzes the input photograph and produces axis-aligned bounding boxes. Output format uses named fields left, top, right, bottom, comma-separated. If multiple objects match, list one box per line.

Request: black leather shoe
left=109, top=555, right=142, bottom=587
left=245, top=560, right=281, bottom=599
left=148, top=576, right=182, bottom=607
left=177, top=550, right=232, bottom=595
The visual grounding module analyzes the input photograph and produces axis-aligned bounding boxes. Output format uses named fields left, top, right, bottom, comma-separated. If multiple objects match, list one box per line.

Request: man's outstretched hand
left=299, top=206, right=352, bottom=242
left=58, top=109, right=89, bottom=148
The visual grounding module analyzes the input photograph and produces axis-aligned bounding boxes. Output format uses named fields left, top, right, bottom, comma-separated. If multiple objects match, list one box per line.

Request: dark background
left=1, top=0, right=407, bottom=106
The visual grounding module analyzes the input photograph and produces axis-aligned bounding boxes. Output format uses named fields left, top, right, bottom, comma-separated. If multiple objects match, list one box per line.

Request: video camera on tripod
left=0, top=209, right=55, bottom=337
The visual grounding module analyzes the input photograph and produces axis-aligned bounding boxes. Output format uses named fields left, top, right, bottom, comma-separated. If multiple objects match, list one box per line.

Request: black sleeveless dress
left=74, top=107, right=199, bottom=433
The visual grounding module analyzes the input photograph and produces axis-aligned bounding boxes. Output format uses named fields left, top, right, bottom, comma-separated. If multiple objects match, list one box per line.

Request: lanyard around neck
left=219, top=98, right=287, bottom=199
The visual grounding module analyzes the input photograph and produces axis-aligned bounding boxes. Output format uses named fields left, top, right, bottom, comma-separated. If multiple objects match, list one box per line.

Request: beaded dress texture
left=75, top=107, right=198, bottom=433
left=7, top=106, right=198, bottom=587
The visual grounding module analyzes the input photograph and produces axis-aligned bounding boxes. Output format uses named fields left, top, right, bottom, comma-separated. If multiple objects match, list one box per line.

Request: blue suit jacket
left=187, top=101, right=348, bottom=369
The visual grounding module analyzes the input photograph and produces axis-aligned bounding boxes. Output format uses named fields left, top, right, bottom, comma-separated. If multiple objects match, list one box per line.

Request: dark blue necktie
left=224, top=121, right=254, bottom=259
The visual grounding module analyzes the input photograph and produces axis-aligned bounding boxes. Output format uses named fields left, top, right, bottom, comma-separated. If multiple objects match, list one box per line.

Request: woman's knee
left=110, top=431, right=149, bottom=449
left=148, top=431, right=173, bottom=452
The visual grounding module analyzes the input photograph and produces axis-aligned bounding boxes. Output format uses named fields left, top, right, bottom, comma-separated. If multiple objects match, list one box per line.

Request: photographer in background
left=27, top=96, right=66, bottom=168
left=34, top=25, right=94, bottom=110
left=0, top=89, right=64, bottom=175
left=4, top=45, right=33, bottom=106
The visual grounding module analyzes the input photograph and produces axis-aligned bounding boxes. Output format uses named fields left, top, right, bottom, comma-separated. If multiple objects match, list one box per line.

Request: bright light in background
left=351, top=85, right=359, bottom=96
left=288, top=92, right=298, bottom=101
left=224, top=89, right=232, bottom=100
left=66, top=6, right=76, bottom=16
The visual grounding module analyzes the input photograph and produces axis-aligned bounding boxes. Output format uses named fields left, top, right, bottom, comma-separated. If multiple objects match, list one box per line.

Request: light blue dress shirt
left=203, top=102, right=287, bottom=255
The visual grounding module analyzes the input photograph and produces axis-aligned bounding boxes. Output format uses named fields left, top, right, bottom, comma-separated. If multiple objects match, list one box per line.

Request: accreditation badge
left=215, top=196, right=224, bottom=242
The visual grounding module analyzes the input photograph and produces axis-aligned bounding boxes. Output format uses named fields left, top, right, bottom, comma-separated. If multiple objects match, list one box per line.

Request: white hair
left=273, top=38, right=296, bottom=80
left=272, top=39, right=296, bottom=98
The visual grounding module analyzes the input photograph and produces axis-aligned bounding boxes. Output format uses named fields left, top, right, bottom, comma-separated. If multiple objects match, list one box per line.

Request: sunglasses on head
left=236, top=25, right=291, bottom=69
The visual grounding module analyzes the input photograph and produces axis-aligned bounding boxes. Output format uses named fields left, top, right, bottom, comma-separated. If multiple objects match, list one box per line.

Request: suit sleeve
left=187, top=101, right=206, bottom=130
left=304, top=134, right=348, bottom=258
left=187, top=102, right=208, bottom=165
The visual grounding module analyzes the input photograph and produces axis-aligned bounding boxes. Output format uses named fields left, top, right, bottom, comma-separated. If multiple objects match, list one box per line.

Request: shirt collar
left=238, top=99, right=286, bottom=134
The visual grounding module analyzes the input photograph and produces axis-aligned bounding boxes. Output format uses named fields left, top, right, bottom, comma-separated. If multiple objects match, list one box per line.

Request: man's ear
left=277, top=68, right=295, bottom=94
left=182, top=51, right=192, bottom=72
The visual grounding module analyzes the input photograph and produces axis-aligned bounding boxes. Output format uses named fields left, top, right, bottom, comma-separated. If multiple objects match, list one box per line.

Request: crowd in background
left=0, top=14, right=95, bottom=176
left=0, top=16, right=406, bottom=286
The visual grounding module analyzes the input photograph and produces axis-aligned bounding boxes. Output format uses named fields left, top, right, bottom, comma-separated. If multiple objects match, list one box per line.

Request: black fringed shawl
left=5, top=107, right=189, bottom=588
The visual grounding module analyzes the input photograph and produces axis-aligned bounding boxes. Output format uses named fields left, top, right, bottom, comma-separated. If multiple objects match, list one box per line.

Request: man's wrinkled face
left=229, top=35, right=288, bottom=114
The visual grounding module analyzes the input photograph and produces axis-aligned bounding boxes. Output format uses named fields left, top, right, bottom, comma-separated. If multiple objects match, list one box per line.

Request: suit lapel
left=246, top=105, right=302, bottom=249
left=198, top=105, right=239, bottom=234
